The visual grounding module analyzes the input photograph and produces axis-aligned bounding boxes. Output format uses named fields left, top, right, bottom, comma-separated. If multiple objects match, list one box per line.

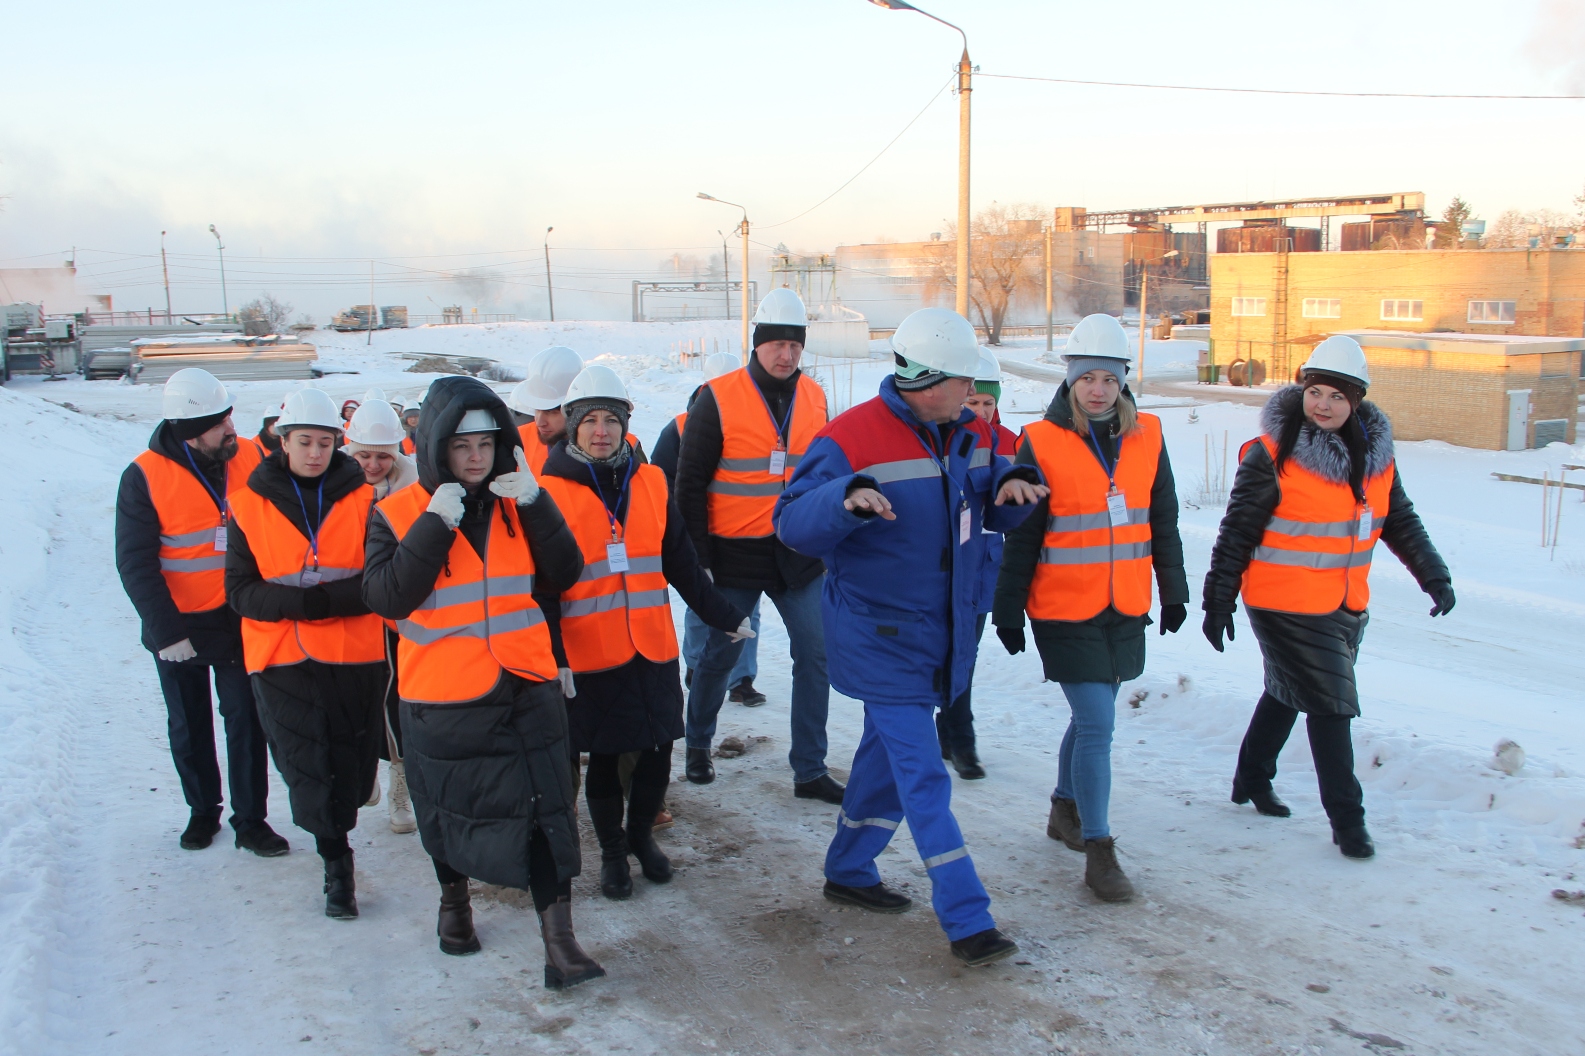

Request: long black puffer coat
left=993, top=384, right=1189, bottom=684
left=1202, top=386, right=1450, bottom=716
left=361, top=375, right=587, bottom=886
left=538, top=441, right=745, bottom=755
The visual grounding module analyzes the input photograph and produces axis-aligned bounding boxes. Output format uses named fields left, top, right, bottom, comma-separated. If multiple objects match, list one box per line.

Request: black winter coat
left=359, top=375, right=586, bottom=884
left=538, top=442, right=745, bottom=754
left=673, top=355, right=826, bottom=592
left=1202, top=387, right=1450, bottom=715
left=993, top=385, right=1189, bottom=684
left=649, top=385, right=698, bottom=488
left=225, top=450, right=373, bottom=624
left=115, top=422, right=244, bottom=662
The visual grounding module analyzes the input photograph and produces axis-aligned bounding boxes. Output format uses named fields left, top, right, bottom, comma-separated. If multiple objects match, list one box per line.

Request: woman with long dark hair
left=1202, top=336, right=1455, bottom=859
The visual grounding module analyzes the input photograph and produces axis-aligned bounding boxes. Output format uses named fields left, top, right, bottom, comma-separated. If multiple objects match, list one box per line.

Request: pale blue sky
left=2, top=0, right=1581, bottom=320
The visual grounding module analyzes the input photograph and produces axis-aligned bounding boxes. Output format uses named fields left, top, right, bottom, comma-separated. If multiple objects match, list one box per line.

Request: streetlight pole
left=718, top=230, right=731, bottom=320
left=868, top=1, right=971, bottom=319
left=160, top=230, right=173, bottom=323
left=698, top=193, right=751, bottom=356
left=544, top=226, right=555, bottom=322
left=208, top=224, right=228, bottom=319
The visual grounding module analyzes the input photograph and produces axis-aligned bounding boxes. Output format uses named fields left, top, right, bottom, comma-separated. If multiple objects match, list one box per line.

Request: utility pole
left=955, top=46, right=972, bottom=320
left=740, top=216, right=750, bottom=357
left=368, top=260, right=375, bottom=346
left=1044, top=224, right=1053, bottom=352
left=544, top=226, right=555, bottom=321
left=719, top=230, right=731, bottom=320
left=1136, top=270, right=1148, bottom=395
left=160, top=230, right=173, bottom=323
left=208, top=225, right=228, bottom=319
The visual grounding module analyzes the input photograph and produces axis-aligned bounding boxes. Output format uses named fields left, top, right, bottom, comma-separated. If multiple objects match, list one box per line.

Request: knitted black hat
left=1300, top=369, right=1366, bottom=409
left=753, top=323, right=806, bottom=350
left=170, top=407, right=232, bottom=441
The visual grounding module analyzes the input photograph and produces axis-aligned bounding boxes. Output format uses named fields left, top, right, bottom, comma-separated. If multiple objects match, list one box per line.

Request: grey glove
left=157, top=638, right=197, bottom=663
left=427, top=482, right=466, bottom=529
left=488, top=447, right=541, bottom=505
left=558, top=667, right=576, bottom=698
left=726, top=618, right=757, bottom=643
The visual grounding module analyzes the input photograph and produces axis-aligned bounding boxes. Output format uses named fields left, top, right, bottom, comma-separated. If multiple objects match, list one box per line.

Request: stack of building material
left=129, top=334, right=319, bottom=384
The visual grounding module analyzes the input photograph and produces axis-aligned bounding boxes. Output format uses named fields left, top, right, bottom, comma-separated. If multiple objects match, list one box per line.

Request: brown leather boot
left=537, top=898, right=606, bottom=990
left=1045, top=797, right=1084, bottom=852
left=437, top=879, right=481, bottom=956
left=1083, top=837, right=1135, bottom=902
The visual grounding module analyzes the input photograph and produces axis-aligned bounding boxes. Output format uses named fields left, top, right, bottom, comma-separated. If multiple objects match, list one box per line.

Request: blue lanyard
left=181, top=443, right=229, bottom=521
left=752, top=381, right=797, bottom=449
left=586, top=458, right=636, bottom=540
left=1086, top=420, right=1117, bottom=489
left=289, top=475, right=326, bottom=567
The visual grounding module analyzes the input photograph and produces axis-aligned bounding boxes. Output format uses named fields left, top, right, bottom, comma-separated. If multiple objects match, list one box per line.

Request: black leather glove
left=1159, top=603, right=1187, bottom=635
left=302, top=586, right=332, bottom=621
left=996, top=625, right=1026, bottom=655
left=1426, top=580, right=1456, bottom=617
left=1202, top=610, right=1235, bottom=652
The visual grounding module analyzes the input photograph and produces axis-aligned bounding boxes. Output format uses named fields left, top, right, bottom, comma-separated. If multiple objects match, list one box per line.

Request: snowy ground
left=3, top=321, right=1584, bottom=1055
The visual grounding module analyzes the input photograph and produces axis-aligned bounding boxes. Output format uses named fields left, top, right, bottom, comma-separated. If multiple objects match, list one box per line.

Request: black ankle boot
left=1231, top=776, right=1292, bottom=817
left=684, top=746, right=714, bottom=784
left=1333, top=824, right=1375, bottom=859
left=323, top=851, right=357, bottom=919
left=437, top=879, right=480, bottom=955
left=584, top=796, right=632, bottom=899
left=625, top=768, right=673, bottom=884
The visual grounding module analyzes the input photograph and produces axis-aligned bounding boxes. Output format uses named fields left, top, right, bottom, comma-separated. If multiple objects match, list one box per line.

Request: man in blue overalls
left=773, top=308, right=1047, bottom=967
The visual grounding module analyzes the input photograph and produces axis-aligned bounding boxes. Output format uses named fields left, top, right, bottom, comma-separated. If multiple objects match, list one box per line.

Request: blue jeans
left=685, top=575, right=829, bottom=783
left=683, top=600, right=760, bottom=685
left=935, top=613, right=987, bottom=753
left=1053, top=681, right=1119, bottom=841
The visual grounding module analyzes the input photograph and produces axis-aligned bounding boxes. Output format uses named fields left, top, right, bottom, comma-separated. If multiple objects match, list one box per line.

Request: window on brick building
left=1302, top=298, right=1342, bottom=319
left=1231, top=297, right=1266, bottom=317
left=1380, top=299, right=1423, bottom=321
left=1468, top=300, right=1516, bottom=324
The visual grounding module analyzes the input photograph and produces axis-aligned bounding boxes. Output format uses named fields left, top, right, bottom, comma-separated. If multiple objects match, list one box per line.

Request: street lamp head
left=546, top=226, right=553, bottom=235
left=697, top=192, right=718, bottom=202
left=869, top=0, right=918, bottom=9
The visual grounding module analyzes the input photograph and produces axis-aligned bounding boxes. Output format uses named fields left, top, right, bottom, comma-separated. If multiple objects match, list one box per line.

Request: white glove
left=558, top=667, right=576, bottom=698
left=726, top=619, right=757, bottom=643
left=489, top=448, right=541, bottom=505
left=427, top=482, right=466, bottom=529
left=158, top=638, right=197, bottom=663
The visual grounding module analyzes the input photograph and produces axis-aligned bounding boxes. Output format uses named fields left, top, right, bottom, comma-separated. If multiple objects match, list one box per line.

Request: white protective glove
left=158, top=638, right=197, bottom=663
left=726, top=618, right=757, bottom=643
left=489, top=448, right=541, bottom=505
left=427, top=482, right=466, bottom=529
left=558, top=667, right=576, bottom=698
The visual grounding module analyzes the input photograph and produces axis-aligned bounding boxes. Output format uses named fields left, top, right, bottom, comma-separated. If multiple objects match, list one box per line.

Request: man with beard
left=115, top=368, right=287, bottom=857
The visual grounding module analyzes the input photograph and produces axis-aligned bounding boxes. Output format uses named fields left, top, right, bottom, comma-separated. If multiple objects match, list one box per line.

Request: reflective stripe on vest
left=705, top=368, right=827, bottom=538
left=228, top=481, right=384, bottom=673
left=376, top=481, right=557, bottom=702
left=1024, top=414, right=1162, bottom=621
left=540, top=465, right=680, bottom=673
left=1240, top=434, right=1392, bottom=614
left=133, top=440, right=261, bottom=614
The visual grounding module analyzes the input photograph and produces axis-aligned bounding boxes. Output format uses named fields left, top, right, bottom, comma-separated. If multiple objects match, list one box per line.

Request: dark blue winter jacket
left=773, top=377, right=1041, bottom=707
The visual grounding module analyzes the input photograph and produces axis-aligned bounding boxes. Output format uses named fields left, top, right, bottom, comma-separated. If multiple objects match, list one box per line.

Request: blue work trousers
left=682, top=600, right=760, bottom=685
left=685, top=576, right=829, bottom=783
left=155, top=656, right=270, bottom=830
left=1053, top=681, right=1119, bottom=841
left=825, top=701, right=995, bottom=941
left=935, top=613, right=987, bottom=753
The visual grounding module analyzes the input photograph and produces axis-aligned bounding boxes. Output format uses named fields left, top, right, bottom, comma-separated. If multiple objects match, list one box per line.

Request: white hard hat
left=891, top=308, right=980, bottom=381
left=401, top=399, right=422, bottom=416
left=1301, top=335, right=1371, bottom=387
left=703, top=351, right=740, bottom=381
left=517, top=345, right=585, bottom=411
left=563, top=364, right=633, bottom=411
left=278, top=388, right=343, bottom=434
left=974, top=346, right=1002, bottom=384
left=345, top=398, right=406, bottom=445
left=1062, top=314, right=1135, bottom=367
left=752, top=287, right=808, bottom=328
left=161, top=367, right=231, bottom=421
left=362, top=387, right=387, bottom=404
left=455, top=408, right=500, bottom=434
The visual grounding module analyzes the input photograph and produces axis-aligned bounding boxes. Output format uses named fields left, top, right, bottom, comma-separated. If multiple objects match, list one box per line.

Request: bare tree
left=920, top=202, right=1046, bottom=344
left=238, top=294, right=294, bottom=336
left=1487, top=207, right=1576, bottom=248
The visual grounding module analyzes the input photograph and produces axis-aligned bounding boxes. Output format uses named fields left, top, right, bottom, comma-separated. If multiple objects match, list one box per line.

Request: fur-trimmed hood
left=1260, top=384, right=1394, bottom=483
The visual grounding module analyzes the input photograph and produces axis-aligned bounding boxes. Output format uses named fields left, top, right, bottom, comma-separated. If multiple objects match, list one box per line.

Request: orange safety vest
left=375, top=481, right=558, bottom=703
left=132, top=438, right=262, bottom=614
left=228, top=482, right=385, bottom=674
left=540, top=465, right=679, bottom=673
left=517, top=422, right=550, bottom=473
left=705, top=368, right=827, bottom=538
left=1024, top=414, right=1163, bottom=621
left=674, top=411, right=687, bottom=439
left=1239, top=435, right=1393, bottom=615
left=400, top=436, right=415, bottom=457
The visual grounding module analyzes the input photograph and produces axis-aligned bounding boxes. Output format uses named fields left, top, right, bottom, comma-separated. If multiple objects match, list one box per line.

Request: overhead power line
left=978, top=71, right=1585, bottom=100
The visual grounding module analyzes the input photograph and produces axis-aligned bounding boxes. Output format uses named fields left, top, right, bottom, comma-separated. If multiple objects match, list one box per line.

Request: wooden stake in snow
left=1542, top=471, right=1551, bottom=547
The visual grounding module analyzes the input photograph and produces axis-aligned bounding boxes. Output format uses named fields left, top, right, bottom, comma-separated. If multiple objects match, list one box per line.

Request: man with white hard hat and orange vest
left=673, top=287, right=841, bottom=802
left=115, top=367, right=286, bottom=856
left=510, top=346, right=586, bottom=473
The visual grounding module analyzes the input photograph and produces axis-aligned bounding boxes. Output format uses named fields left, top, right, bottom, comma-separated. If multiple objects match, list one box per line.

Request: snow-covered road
left=3, top=321, right=1583, bottom=1055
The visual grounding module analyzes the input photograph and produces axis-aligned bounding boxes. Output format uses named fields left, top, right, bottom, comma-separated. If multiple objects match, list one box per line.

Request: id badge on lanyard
left=768, top=444, right=787, bottom=477
left=300, top=568, right=323, bottom=587
left=1106, top=489, right=1130, bottom=528
left=959, top=501, right=972, bottom=544
left=606, top=541, right=631, bottom=572
left=1357, top=507, right=1373, bottom=541
left=213, top=525, right=227, bottom=552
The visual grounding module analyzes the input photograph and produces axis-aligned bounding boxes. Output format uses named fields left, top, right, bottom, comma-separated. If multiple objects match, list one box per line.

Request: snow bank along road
left=2, top=323, right=1583, bottom=1056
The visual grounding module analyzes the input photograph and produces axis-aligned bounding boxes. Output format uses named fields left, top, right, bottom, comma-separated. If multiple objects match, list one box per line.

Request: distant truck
left=332, top=305, right=408, bottom=331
